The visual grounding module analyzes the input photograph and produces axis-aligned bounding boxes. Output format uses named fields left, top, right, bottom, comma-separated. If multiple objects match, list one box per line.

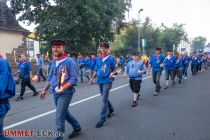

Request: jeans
left=182, top=67, right=188, bottom=77
left=54, top=93, right=81, bottom=140
left=0, top=114, right=5, bottom=139
left=80, top=68, right=89, bottom=83
left=99, top=83, right=114, bottom=122
left=38, top=67, right=46, bottom=81
left=152, top=71, right=162, bottom=92
left=0, top=114, right=13, bottom=140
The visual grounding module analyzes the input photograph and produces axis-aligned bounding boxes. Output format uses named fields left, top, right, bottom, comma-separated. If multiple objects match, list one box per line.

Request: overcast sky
left=127, top=0, right=210, bottom=43
left=18, top=0, right=210, bottom=43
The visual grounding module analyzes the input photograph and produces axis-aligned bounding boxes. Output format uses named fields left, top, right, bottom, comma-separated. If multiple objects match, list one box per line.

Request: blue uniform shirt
left=85, top=57, right=90, bottom=69
left=190, top=56, right=198, bottom=64
left=120, top=57, right=126, bottom=66
left=126, top=60, right=146, bottom=80
left=198, top=54, right=203, bottom=63
left=0, top=58, right=15, bottom=116
left=150, top=54, right=165, bottom=72
left=182, top=57, right=190, bottom=67
left=48, top=57, right=78, bottom=94
left=89, top=58, right=96, bottom=71
left=175, top=58, right=182, bottom=69
left=19, top=61, right=32, bottom=79
left=164, top=56, right=176, bottom=70
left=94, top=55, right=116, bottom=84
left=37, top=58, right=44, bottom=68
left=77, top=58, right=86, bottom=69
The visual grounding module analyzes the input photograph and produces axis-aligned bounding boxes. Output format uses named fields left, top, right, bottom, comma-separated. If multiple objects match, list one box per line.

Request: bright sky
left=18, top=0, right=210, bottom=43
left=127, top=0, right=210, bottom=43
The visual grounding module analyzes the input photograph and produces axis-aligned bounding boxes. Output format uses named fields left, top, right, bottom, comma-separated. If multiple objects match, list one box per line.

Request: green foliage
left=193, top=36, right=207, bottom=52
left=112, top=18, right=187, bottom=56
left=10, top=0, right=131, bottom=54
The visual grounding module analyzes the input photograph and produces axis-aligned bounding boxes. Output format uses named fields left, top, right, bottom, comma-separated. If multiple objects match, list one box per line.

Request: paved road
left=4, top=69, right=210, bottom=140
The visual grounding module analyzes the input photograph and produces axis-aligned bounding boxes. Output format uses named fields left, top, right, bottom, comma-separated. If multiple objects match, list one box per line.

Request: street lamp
left=138, top=8, right=143, bottom=54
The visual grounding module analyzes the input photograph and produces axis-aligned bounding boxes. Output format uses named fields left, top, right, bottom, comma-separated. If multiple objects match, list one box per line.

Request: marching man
left=124, top=52, right=146, bottom=107
left=149, top=48, right=165, bottom=96
left=89, top=43, right=116, bottom=128
left=0, top=56, right=16, bottom=139
left=164, top=50, right=176, bottom=89
left=39, top=40, right=81, bottom=139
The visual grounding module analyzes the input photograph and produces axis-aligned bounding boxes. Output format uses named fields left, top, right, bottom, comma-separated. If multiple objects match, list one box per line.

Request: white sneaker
left=184, top=77, right=187, bottom=79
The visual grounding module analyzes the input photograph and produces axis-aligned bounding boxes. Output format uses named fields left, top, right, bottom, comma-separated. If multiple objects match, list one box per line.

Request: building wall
left=177, top=40, right=191, bottom=55
left=0, top=30, right=24, bottom=58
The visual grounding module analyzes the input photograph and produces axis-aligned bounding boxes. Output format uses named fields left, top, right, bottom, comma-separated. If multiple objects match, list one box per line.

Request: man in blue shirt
left=182, top=53, right=190, bottom=79
left=197, top=50, right=203, bottom=72
left=0, top=56, right=15, bottom=139
left=190, top=52, right=199, bottom=76
left=15, top=54, right=38, bottom=101
left=124, top=52, right=146, bottom=107
left=89, top=53, right=96, bottom=84
left=149, top=48, right=165, bottom=96
left=120, top=56, right=126, bottom=72
left=39, top=40, right=81, bottom=139
left=36, top=54, right=46, bottom=82
left=174, top=53, right=183, bottom=84
left=77, top=54, right=90, bottom=83
left=163, top=50, right=177, bottom=89
left=89, top=43, right=116, bottom=128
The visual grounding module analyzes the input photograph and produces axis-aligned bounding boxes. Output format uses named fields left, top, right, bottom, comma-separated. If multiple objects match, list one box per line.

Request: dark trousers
left=165, top=70, right=175, bottom=81
left=152, top=71, right=162, bottom=92
left=191, top=64, right=197, bottom=76
left=20, top=78, right=36, bottom=97
left=129, top=79, right=142, bottom=93
left=198, top=63, right=202, bottom=71
left=175, top=68, right=182, bottom=80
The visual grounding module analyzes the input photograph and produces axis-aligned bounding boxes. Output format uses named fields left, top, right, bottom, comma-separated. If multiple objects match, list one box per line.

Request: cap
left=100, top=43, right=109, bottom=48
left=51, top=40, right=66, bottom=46
left=156, top=48, right=162, bottom=51
left=133, top=52, right=140, bottom=56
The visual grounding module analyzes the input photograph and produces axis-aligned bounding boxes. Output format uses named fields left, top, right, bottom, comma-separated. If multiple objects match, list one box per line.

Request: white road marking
left=4, top=75, right=152, bottom=130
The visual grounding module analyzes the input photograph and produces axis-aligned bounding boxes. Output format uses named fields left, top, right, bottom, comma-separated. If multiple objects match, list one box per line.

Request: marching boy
left=124, top=52, right=146, bottom=107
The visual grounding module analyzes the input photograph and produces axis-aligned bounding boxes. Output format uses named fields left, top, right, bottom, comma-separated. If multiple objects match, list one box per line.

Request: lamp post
left=138, top=8, right=143, bottom=54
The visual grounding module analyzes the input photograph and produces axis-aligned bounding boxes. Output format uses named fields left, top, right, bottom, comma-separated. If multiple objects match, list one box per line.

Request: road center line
left=4, top=75, right=152, bottom=130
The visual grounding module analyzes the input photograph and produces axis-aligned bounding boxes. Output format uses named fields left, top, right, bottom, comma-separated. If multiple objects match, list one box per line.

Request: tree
left=10, top=0, right=131, bottom=54
left=193, top=36, right=207, bottom=52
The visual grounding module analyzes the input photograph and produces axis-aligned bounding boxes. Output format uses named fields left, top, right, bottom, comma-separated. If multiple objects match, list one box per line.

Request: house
left=159, top=23, right=192, bottom=55
left=0, top=0, right=29, bottom=72
left=177, top=39, right=191, bottom=55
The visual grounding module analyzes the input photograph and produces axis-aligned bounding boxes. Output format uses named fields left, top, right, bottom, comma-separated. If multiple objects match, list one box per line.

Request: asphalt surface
left=3, top=69, right=210, bottom=140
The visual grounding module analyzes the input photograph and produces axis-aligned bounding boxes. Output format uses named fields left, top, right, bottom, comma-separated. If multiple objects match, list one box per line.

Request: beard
left=54, top=51, right=63, bottom=58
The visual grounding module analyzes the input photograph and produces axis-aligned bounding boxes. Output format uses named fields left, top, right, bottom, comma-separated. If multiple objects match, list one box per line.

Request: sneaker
left=96, top=120, right=106, bottom=128
left=107, top=111, right=115, bottom=118
left=15, top=96, right=24, bottom=101
left=184, top=77, right=187, bottom=79
left=131, top=101, right=137, bottom=107
left=33, top=92, right=38, bottom=96
left=68, top=128, right=81, bottom=139
left=164, top=86, right=169, bottom=89
left=153, top=92, right=158, bottom=96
